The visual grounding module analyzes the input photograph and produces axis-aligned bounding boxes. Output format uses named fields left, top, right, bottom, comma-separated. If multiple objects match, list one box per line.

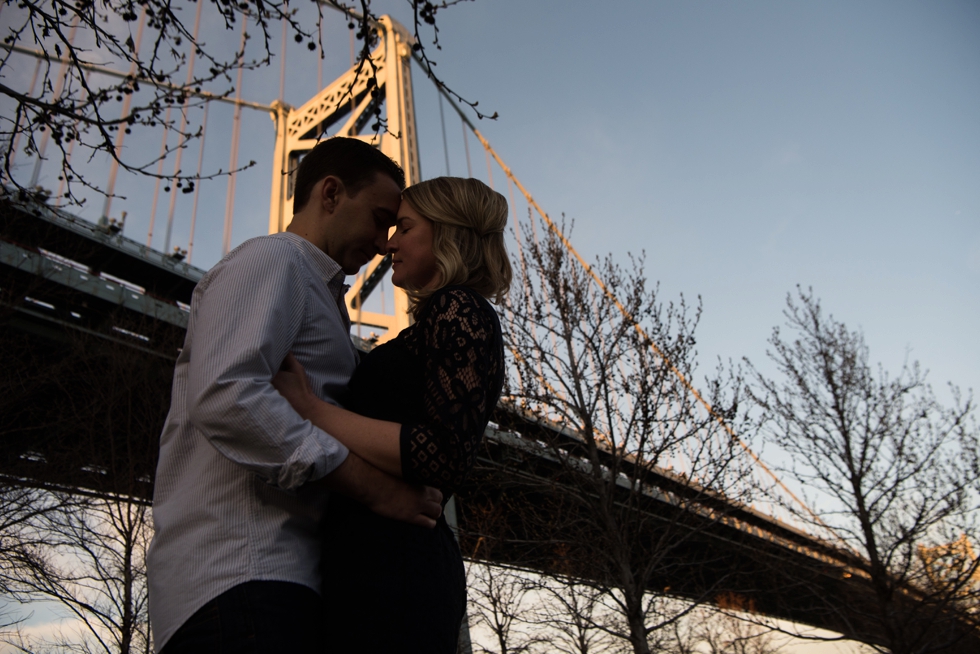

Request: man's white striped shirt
left=148, top=232, right=356, bottom=651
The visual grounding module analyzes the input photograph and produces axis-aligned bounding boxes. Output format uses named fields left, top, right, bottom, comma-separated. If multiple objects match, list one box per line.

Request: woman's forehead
left=396, top=201, right=425, bottom=222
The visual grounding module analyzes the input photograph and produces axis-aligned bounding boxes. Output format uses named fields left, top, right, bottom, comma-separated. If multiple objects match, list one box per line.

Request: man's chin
left=342, top=257, right=371, bottom=275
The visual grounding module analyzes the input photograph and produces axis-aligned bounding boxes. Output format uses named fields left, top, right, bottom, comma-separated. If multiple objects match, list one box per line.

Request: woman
left=273, top=176, right=512, bottom=652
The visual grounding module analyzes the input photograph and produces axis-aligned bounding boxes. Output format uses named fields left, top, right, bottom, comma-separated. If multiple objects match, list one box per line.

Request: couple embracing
left=147, top=137, right=512, bottom=653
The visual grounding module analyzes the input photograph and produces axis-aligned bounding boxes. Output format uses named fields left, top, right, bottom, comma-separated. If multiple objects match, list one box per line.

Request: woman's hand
left=273, top=353, right=318, bottom=419
left=274, top=353, right=404, bottom=478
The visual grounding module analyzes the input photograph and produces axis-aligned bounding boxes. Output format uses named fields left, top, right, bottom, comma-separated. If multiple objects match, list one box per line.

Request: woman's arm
left=273, top=354, right=403, bottom=477
left=398, top=288, right=502, bottom=491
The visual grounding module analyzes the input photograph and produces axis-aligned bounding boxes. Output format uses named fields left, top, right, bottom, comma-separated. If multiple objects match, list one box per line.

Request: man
left=148, top=138, right=442, bottom=652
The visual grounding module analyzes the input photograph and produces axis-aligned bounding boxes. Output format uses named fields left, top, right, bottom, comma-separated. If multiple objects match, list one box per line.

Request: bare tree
left=467, top=562, right=540, bottom=654
left=500, top=216, right=749, bottom=654
left=0, top=0, right=487, bottom=206
left=747, top=287, right=980, bottom=653
left=687, top=597, right=780, bottom=654
left=461, top=495, right=542, bottom=654
left=529, top=575, right=627, bottom=654
left=1, top=493, right=153, bottom=654
left=0, top=484, right=80, bottom=597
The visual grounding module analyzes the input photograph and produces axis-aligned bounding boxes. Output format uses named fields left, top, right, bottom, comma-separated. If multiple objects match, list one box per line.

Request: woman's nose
left=385, top=235, right=398, bottom=253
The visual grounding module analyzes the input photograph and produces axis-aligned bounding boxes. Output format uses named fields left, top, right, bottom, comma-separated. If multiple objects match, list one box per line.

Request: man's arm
left=273, top=353, right=403, bottom=477
left=185, top=237, right=349, bottom=490
left=319, top=453, right=443, bottom=528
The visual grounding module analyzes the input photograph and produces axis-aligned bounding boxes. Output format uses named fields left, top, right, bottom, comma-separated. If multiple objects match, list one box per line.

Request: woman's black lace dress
left=322, top=286, right=504, bottom=653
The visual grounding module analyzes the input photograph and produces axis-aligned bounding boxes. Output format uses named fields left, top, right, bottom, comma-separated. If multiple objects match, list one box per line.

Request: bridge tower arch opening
left=268, top=15, right=420, bottom=344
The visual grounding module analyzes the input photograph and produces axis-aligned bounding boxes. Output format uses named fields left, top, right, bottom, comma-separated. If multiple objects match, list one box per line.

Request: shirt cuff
left=277, top=426, right=350, bottom=490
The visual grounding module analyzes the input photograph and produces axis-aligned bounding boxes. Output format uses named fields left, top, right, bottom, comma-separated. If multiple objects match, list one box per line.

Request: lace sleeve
left=399, top=287, right=502, bottom=491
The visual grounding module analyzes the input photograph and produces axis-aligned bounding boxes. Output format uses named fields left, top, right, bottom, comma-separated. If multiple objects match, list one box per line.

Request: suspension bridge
left=1, top=4, right=977, bottom=651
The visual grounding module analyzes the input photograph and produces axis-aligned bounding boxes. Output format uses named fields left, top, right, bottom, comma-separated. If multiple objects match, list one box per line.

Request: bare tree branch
left=746, top=287, right=980, bottom=653
left=2, top=0, right=488, bottom=207
left=496, top=215, right=750, bottom=654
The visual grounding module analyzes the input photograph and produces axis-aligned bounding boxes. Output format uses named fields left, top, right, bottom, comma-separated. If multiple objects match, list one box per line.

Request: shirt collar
left=279, top=232, right=347, bottom=300
left=327, top=275, right=349, bottom=303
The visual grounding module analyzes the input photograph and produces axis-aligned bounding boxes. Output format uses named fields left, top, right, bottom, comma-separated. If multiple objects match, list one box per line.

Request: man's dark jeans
left=160, top=580, right=323, bottom=653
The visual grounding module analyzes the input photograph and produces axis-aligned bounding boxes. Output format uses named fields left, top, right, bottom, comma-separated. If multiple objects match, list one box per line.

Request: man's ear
left=319, top=175, right=345, bottom=213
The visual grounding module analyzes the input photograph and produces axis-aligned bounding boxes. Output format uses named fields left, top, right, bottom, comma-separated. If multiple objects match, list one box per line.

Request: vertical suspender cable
left=9, top=59, right=41, bottom=167
left=525, top=208, right=562, bottom=385
left=355, top=270, right=364, bottom=339
left=317, top=19, right=324, bottom=91
left=503, top=176, right=533, bottom=396
left=146, top=8, right=177, bottom=247
left=349, top=25, right=355, bottom=65
left=505, top=176, right=531, bottom=305
left=586, top=278, right=623, bottom=445
left=55, top=83, right=87, bottom=204
left=484, top=149, right=494, bottom=189
left=279, top=16, right=287, bottom=102
left=348, top=25, right=355, bottom=119
left=504, top=176, right=530, bottom=301
left=186, top=102, right=209, bottom=264
left=438, top=93, right=450, bottom=175
left=163, top=0, right=204, bottom=254
left=103, top=9, right=147, bottom=220
left=146, top=106, right=174, bottom=247
left=461, top=118, right=472, bottom=177
left=222, top=16, right=249, bottom=255
left=29, top=15, right=80, bottom=188
left=505, top=177, right=523, bottom=264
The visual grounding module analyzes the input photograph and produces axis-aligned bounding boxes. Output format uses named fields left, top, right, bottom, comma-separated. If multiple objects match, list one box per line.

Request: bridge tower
left=268, top=15, right=420, bottom=342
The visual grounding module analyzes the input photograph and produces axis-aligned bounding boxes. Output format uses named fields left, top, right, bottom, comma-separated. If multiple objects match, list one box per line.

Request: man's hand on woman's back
left=320, top=452, right=443, bottom=527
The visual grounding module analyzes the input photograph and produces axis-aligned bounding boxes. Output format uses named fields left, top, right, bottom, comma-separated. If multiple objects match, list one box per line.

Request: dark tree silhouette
left=747, top=288, right=980, bottom=653
left=498, top=216, right=749, bottom=654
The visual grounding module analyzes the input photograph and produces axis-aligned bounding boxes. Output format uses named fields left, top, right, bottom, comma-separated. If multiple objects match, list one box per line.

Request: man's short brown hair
left=292, top=137, right=405, bottom=213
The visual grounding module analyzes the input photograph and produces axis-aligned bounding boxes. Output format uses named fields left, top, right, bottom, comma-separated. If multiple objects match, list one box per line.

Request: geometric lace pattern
left=397, top=286, right=504, bottom=494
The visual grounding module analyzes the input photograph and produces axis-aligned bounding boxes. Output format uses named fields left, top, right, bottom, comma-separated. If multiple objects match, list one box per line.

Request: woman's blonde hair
left=400, top=177, right=512, bottom=317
